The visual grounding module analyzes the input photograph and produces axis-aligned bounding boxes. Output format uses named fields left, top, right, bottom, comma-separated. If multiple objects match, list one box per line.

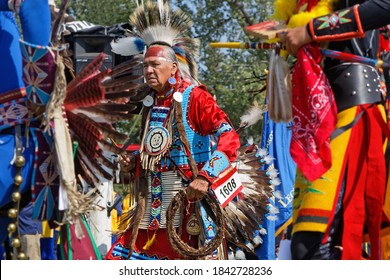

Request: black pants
left=291, top=231, right=341, bottom=260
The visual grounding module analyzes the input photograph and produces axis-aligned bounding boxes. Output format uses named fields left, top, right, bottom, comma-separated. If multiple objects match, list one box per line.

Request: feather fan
left=220, top=144, right=277, bottom=254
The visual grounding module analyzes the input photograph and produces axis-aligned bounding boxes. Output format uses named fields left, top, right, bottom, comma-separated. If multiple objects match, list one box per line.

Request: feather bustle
left=95, top=103, right=138, bottom=113
left=74, top=107, right=133, bottom=123
left=220, top=144, right=276, bottom=254
left=76, top=153, right=101, bottom=185
left=65, top=75, right=105, bottom=111
left=107, top=54, right=143, bottom=78
left=77, top=149, right=114, bottom=181
left=101, top=75, right=143, bottom=89
left=66, top=53, right=106, bottom=93
left=95, top=150, right=120, bottom=171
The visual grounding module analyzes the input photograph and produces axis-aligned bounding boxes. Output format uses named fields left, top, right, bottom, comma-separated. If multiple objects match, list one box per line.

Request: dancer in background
left=106, top=1, right=241, bottom=260
left=278, top=0, right=390, bottom=259
left=0, top=0, right=56, bottom=260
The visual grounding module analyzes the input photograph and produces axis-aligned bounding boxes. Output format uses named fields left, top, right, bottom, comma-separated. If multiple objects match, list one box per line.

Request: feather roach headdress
left=111, top=0, right=200, bottom=83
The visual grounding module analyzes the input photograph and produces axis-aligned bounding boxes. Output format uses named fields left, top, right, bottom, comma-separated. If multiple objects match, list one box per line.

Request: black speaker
left=72, top=34, right=114, bottom=74
left=73, top=34, right=113, bottom=55
left=74, top=53, right=113, bottom=75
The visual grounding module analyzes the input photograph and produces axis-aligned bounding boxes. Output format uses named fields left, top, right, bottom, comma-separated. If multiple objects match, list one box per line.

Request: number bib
left=211, top=166, right=243, bottom=207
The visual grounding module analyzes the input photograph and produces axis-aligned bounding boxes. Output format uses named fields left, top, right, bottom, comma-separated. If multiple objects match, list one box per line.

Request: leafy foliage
left=67, top=0, right=137, bottom=26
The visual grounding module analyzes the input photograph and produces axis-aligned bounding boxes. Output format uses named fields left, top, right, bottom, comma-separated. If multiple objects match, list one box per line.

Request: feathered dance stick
left=209, top=41, right=278, bottom=50
left=209, top=42, right=389, bottom=70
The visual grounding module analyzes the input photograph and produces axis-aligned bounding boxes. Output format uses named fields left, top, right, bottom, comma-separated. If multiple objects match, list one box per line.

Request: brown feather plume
left=65, top=74, right=105, bottom=111
left=76, top=153, right=101, bottom=185
left=104, top=90, right=139, bottom=100
left=74, top=107, right=133, bottom=123
left=101, top=75, right=143, bottom=89
left=94, top=103, right=138, bottom=114
left=103, top=79, right=142, bottom=94
left=106, top=54, right=143, bottom=78
left=77, top=149, right=114, bottom=181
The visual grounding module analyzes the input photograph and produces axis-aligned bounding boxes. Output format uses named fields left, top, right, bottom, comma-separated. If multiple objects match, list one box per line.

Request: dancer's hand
left=279, top=25, right=312, bottom=56
left=187, top=176, right=210, bottom=201
left=119, top=154, right=134, bottom=172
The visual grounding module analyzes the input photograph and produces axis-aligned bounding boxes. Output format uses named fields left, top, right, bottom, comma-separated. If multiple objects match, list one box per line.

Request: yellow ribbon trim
left=142, top=231, right=157, bottom=250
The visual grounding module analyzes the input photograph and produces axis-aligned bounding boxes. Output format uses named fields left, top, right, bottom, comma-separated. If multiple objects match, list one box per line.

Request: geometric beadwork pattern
left=20, top=40, right=57, bottom=105
left=148, top=171, right=163, bottom=231
left=0, top=98, right=29, bottom=130
left=316, top=9, right=351, bottom=30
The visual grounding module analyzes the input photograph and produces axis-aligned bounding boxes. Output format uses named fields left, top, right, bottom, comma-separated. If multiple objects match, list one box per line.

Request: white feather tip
left=246, top=242, right=254, bottom=251
left=253, top=235, right=263, bottom=246
left=257, top=148, right=268, bottom=158
left=270, top=177, right=281, bottom=186
left=240, top=106, right=264, bottom=127
left=111, top=37, right=145, bottom=56
left=235, top=249, right=246, bottom=260
left=266, top=168, right=279, bottom=179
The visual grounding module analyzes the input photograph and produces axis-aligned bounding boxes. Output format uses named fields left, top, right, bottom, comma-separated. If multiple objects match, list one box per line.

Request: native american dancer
left=0, top=0, right=142, bottom=259
left=266, top=0, right=390, bottom=259
left=105, top=1, right=276, bottom=260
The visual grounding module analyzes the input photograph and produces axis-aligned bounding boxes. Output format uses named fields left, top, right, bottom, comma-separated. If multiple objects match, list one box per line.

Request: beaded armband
left=308, top=5, right=364, bottom=42
left=213, top=122, right=233, bottom=138
left=198, top=150, right=231, bottom=184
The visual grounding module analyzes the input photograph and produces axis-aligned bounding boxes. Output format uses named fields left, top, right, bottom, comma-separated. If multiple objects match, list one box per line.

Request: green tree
left=68, top=0, right=136, bottom=26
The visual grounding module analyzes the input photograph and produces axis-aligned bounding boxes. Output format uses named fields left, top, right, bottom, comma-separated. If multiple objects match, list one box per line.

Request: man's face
left=143, top=46, right=177, bottom=92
